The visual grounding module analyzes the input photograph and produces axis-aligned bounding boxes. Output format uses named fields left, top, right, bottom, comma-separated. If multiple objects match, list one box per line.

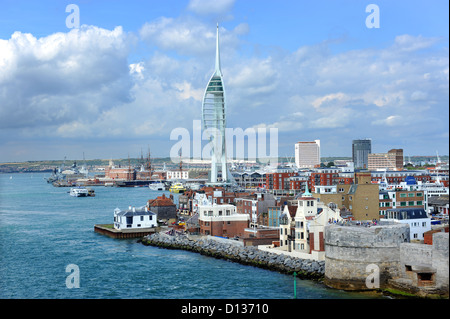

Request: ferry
left=149, top=181, right=165, bottom=191
left=169, top=183, right=186, bottom=194
left=69, top=187, right=89, bottom=197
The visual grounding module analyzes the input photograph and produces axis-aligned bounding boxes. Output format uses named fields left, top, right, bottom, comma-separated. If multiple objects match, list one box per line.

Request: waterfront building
left=198, top=203, right=249, bottom=238
left=295, top=140, right=320, bottom=169
left=381, top=207, right=431, bottom=241
left=352, top=139, right=371, bottom=169
left=202, top=24, right=229, bottom=185
left=113, top=206, right=157, bottom=230
left=279, top=185, right=342, bottom=260
left=146, top=194, right=177, bottom=222
left=166, top=170, right=189, bottom=180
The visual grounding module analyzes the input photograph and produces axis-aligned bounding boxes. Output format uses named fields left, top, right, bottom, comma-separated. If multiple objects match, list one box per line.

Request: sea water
left=0, top=173, right=375, bottom=299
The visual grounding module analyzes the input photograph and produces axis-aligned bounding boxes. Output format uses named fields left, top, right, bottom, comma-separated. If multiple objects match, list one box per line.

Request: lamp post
left=293, top=271, right=297, bottom=299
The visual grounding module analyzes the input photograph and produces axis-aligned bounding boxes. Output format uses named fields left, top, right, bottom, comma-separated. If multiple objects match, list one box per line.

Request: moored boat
left=169, top=183, right=186, bottom=193
left=149, top=182, right=165, bottom=191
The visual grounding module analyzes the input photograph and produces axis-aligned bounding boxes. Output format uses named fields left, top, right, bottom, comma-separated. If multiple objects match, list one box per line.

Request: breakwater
left=141, top=232, right=325, bottom=280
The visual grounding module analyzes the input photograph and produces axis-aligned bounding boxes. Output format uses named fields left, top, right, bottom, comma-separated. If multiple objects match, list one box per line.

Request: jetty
left=94, top=224, right=158, bottom=239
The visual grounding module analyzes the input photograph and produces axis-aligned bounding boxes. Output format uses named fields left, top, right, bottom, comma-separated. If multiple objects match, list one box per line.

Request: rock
left=141, top=232, right=325, bottom=280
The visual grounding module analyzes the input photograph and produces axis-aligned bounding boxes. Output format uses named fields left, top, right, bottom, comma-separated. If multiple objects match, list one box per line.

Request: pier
left=94, top=224, right=158, bottom=239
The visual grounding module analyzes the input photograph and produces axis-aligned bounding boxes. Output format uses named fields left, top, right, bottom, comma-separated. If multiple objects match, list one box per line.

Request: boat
left=149, top=182, right=165, bottom=191
left=69, top=187, right=89, bottom=197
left=169, top=183, right=186, bottom=194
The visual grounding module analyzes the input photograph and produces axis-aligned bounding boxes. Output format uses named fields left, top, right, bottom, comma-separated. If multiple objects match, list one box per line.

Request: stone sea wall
left=141, top=232, right=324, bottom=280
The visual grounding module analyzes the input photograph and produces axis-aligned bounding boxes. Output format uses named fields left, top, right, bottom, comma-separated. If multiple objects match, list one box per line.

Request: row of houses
left=178, top=170, right=448, bottom=258
left=232, top=166, right=449, bottom=195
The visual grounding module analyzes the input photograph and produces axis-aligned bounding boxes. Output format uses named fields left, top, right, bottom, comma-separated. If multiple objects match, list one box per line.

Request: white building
left=166, top=170, right=189, bottom=180
left=279, top=186, right=342, bottom=260
left=114, top=206, right=157, bottom=230
left=295, top=140, right=320, bottom=169
left=381, top=208, right=431, bottom=241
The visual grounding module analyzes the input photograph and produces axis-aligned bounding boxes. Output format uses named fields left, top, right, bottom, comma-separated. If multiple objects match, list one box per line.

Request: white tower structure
left=202, top=24, right=228, bottom=184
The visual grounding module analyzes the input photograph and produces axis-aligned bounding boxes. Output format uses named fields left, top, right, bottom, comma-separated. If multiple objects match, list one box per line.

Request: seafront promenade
left=141, top=232, right=325, bottom=280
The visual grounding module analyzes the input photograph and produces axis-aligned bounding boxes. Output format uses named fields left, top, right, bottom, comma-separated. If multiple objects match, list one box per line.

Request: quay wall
left=141, top=232, right=324, bottom=280
left=94, top=224, right=157, bottom=239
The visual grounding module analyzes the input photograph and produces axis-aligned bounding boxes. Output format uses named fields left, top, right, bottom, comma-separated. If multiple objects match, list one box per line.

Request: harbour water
left=1, top=173, right=376, bottom=299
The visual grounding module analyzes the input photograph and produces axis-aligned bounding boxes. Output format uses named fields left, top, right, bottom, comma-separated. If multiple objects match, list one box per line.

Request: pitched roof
left=147, top=193, right=176, bottom=207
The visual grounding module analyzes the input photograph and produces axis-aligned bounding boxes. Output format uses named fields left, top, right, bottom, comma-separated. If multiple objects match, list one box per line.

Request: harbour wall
left=324, top=223, right=409, bottom=291
left=140, top=232, right=325, bottom=280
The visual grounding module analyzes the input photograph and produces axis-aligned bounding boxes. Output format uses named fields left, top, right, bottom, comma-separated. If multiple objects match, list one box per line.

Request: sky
left=0, top=0, right=448, bottom=163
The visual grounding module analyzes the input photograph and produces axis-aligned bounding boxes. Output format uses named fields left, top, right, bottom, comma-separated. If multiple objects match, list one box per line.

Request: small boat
left=69, top=187, right=89, bottom=197
left=87, top=188, right=95, bottom=197
left=149, top=182, right=165, bottom=191
left=169, top=183, right=186, bottom=194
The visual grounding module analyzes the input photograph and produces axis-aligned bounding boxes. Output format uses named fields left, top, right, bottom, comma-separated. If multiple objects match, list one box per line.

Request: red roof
left=147, top=193, right=175, bottom=207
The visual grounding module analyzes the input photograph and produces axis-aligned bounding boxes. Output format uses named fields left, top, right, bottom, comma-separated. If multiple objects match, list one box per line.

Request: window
left=408, top=201, right=414, bottom=206
left=408, top=193, right=414, bottom=197
left=140, top=216, right=144, bottom=221
left=400, top=202, right=407, bottom=207
left=400, top=193, right=406, bottom=198
left=416, top=192, right=423, bottom=197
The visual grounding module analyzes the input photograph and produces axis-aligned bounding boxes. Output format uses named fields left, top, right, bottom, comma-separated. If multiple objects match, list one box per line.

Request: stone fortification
left=141, top=232, right=324, bottom=280
left=324, top=223, right=409, bottom=290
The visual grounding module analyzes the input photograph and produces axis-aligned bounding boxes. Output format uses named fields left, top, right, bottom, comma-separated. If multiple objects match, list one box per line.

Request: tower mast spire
left=215, top=23, right=222, bottom=76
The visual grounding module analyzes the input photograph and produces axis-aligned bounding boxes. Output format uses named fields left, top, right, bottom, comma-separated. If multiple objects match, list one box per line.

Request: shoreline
left=140, top=231, right=325, bottom=281
left=139, top=232, right=448, bottom=299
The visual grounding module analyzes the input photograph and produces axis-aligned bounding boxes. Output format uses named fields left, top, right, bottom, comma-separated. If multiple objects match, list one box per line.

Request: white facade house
left=114, top=206, right=157, bottom=230
left=381, top=208, right=431, bottom=241
left=279, top=186, right=342, bottom=260
left=198, top=204, right=248, bottom=223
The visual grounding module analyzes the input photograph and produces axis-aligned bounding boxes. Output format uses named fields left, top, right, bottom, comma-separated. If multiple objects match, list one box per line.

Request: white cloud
left=139, top=16, right=242, bottom=57
left=187, top=0, right=235, bottom=15
left=0, top=26, right=133, bottom=131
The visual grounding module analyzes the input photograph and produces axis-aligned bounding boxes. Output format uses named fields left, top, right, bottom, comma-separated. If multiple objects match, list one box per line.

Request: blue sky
left=0, top=0, right=448, bottom=162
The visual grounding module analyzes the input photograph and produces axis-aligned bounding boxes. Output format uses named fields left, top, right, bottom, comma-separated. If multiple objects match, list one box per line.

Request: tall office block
left=295, top=140, right=320, bottom=168
left=352, top=139, right=372, bottom=169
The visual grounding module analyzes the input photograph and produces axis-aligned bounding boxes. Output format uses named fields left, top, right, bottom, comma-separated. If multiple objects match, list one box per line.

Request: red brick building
left=198, top=204, right=249, bottom=238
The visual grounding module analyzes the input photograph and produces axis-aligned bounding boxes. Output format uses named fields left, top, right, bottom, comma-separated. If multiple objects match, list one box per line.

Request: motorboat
left=69, top=187, right=89, bottom=197
left=149, top=182, right=165, bottom=191
left=169, top=183, right=186, bottom=193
